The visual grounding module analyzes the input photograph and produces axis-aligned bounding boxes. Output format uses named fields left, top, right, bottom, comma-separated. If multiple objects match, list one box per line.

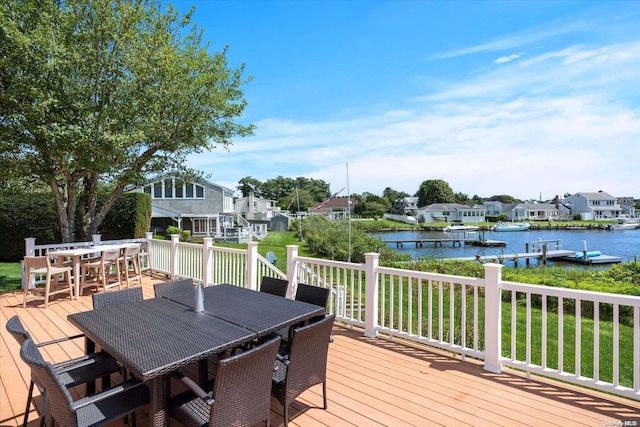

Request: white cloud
left=494, top=53, right=522, bottom=64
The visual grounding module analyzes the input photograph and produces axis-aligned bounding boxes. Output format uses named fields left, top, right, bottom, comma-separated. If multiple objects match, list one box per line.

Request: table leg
left=149, top=376, right=169, bottom=427
left=85, top=337, right=96, bottom=395
left=72, top=256, right=81, bottom=299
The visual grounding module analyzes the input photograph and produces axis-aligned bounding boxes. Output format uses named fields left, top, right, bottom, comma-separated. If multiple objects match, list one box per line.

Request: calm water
left=373, top=228, right=640, bottom=265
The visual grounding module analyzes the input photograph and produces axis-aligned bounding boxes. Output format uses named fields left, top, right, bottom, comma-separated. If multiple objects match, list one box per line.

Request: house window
left=153, top=182, right=163, bottom=198
left=174, top=179, right=184, bottom=198
left=145, top=178, right=205, bottom=199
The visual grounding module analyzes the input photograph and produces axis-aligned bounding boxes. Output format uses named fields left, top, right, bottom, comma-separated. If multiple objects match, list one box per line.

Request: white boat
left=443, top=224, right=479, bottom=232
left=493, top=222, right=531, bottom=232
left=610, top=222, right=638, bottom=230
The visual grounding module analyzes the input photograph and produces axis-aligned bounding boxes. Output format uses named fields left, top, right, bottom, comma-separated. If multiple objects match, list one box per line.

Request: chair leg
left=323, top=382, right=327, bottom=409
left=22, top=381, right=35, bottom=427
left=39, top=391, right=49, bottom=427
left=44, top=275, right=51, bottom=308
left=283, top=403, right=288, bottom=427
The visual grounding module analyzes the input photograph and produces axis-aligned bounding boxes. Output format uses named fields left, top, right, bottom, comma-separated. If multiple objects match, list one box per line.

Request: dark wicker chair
left=277, top=283, right=331, bottom=346
left=170, top=335, right=281, bottom=427
left=272, top=314, right=335, bottom=427
left=20, top=338, right=149, bottom=427
left=295, top=283, right=330, bottom=309
left=6, top=316, right=121, bottom=427
left=153, top=278, right=194, bottom=298
left=259, top=276, right=289, bottom=297
left=92, top=286, right=143, bottom=309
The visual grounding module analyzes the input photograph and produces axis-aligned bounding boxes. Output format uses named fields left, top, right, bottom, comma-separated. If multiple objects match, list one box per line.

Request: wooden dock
left=449, top=250, right=577, bottom=265
left=383, top=238, right=507, bottom=248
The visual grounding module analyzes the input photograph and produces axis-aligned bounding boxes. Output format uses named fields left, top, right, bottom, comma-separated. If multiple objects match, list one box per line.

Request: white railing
left=24, top=236, right=640, bottom=400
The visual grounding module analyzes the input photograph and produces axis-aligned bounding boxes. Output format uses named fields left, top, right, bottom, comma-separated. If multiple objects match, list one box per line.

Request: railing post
left=202, top=237, right=213, bottom=287
left=23, top=238, right=36, bottom=289
left=246, top=242, right=259, bottom=291
left=286, top=245, right=298, bottom=298
left=364, top=252, right=380, bottom=338
left=170, top=234, right=180, bottom=279
left=483, top=263, right=504, bottom=373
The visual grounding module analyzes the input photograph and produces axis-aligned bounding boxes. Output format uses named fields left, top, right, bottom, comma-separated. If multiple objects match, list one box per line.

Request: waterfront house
left=416, top=203, right=486, bottom=224
left=308, top=196, right=358, bottom=220
left=617, top=196, right=637, bottom=218
left=400, top=196, right=419, bottom=216
left=128, top=175, right=235, bottom=236
left=505, top=202, right=559, bottom=221
left=564, top=191, right=623, bottom=220
left=234, top=191, right=281, bottom=224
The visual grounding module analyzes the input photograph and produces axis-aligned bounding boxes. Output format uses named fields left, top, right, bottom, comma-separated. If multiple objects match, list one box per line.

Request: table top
left=164, top=284, right=326, bottom=337
left=49, top=243, right=139, bottom=257
left=67, top=297, right=254, bottom=381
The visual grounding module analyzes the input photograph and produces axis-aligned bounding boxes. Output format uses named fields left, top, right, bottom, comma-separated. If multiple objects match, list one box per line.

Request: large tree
left=415, top=179, right=456, bottom=207
left=0, top=0, right=253, bottom=242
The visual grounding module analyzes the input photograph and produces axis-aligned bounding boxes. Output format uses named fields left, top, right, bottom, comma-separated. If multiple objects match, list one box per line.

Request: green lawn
left=0, top=262, right=22, bottom=293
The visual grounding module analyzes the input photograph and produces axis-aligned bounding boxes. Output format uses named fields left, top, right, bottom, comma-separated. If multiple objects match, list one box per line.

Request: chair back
left=259, top=276, right=288, bottom=297
left=6, top=315, right=30, bottom=345
left=102, top=249, right=120, bottom=262
left=154, top=278, right=194, bottom=298
left=124, top=244, right=140, bottom=257
left=210, top=335, right=281, bottom=427
left=20, top=338, right=77, bottom=426
left=93, top=287, right=144, bottom=309
left=280, top=314, right=335, bottom=404
left=24, top=256, right=50, bottom=272
left=295, top=283, right=330, bottom=308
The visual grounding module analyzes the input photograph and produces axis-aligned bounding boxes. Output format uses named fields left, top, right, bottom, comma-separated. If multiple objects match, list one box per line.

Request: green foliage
left=0, top=193, right=60, bottom=261
left=0, top=0, right=253, bottom=242
left=0, top=262, right=22, bottom=292
left=415, top=179, right=455, bottom=207
left=353, top=193, right=391, bottom=218
left=350, top=219, right=415, bottom=232
left=165, top=226, right=194, bottom=242
left=299, top=216, right=410, bottom=263
left=236, top=175, right=331, bottom=209
left=99, top=193, right=151, bottom=240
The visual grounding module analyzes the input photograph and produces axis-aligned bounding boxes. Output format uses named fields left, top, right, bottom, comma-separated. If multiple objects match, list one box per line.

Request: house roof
left=309, top=197, right=358, bottom=211
left=513, top=203, right=558, bottom=210
left=575, top=191, right=616, bottom=200
left=421, top=203, right=482, bottom=211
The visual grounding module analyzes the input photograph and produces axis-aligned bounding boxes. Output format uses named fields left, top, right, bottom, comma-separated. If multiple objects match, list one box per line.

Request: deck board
left=1, top=276, right=640, bottom=427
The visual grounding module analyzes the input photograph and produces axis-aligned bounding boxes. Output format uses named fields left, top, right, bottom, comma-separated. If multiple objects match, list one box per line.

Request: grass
left=0, top=262, right=21, bottom=293
left=379, top=280, right=636, bottom=388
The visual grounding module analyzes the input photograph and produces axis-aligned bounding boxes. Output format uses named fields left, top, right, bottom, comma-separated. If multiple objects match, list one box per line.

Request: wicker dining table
left=67, top=284, right=326, bottom=427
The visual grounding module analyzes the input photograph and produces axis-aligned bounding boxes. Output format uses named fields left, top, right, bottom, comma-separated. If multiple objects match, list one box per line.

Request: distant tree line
left=238, top=176, right=530, bottom=219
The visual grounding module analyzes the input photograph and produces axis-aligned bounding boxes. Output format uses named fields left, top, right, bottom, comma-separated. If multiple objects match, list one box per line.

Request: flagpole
left=346, top=162, right=351, bottom=263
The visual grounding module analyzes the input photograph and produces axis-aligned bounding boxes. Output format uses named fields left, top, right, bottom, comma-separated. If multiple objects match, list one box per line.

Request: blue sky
left=174, top=0, right=640, bottom=201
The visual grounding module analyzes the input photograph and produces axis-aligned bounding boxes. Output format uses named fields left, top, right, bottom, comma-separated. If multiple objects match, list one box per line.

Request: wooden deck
left=2, top=276, right=640, bottom=427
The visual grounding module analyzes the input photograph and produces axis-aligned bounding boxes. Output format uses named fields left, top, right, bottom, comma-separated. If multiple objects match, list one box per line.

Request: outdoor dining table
left=67, top=284, right=326, bottom=427
left=164, top=283, right=326, bottom=337
left=48, top=243, right=139, bottom=299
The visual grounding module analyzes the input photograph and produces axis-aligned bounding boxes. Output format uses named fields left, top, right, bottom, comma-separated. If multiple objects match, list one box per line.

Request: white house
left=564, top=191, right=623, bottom=220
left=234, top=192, right=281, bottom=222
left=504, top=202, right=560, bottom=221
left=416, top=203, right=486, bottom=224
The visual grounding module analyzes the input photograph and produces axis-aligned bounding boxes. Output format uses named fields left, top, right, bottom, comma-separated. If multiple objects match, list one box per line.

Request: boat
left=443, top=224, right=479, bottom=232
left=607, top=220, right=639, bottom=230
left=493, top=222, right=531, bottom=232
left=573, top=250, right=602, bottom=259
